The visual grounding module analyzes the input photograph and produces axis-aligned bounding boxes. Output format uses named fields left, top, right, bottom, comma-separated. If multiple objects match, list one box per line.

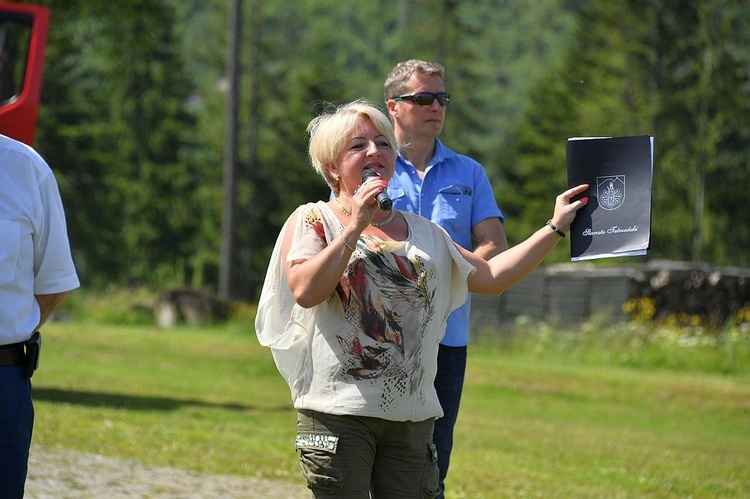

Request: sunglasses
left=391, top=92, right=451, bottom=107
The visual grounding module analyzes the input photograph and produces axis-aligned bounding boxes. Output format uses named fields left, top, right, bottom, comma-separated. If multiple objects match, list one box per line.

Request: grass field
left=32, top=315, right=750, bottom=498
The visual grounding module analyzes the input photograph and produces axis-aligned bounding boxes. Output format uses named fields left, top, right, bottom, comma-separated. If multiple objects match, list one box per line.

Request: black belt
left=0, top=342, right=26, bottom=366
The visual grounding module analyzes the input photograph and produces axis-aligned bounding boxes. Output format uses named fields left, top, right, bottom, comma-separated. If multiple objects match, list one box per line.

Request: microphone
left=361, top=170, right=393, bottom=211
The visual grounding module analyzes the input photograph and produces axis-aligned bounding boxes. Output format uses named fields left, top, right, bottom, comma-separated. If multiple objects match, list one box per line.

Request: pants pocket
left=296, top=432, right=344, bottom=494
left=421, top=441, right=441, bottom=497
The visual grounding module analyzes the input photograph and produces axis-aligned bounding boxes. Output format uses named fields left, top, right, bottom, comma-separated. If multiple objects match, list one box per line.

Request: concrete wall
left=469, top=260, right=750, bottom=334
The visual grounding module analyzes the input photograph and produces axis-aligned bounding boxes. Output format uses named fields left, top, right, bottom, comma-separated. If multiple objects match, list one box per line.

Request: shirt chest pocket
left=0, top=221, right=22, bottom=286
left=437, top=184, right=472, bottom=222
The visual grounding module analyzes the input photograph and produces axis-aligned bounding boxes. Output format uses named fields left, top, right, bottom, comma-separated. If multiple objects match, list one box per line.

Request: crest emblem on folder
left=596, top=175, right=625, bottom=210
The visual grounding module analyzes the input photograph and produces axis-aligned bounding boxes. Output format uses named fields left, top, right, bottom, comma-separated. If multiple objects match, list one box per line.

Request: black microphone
left=361, top=170, right=393, bottom=211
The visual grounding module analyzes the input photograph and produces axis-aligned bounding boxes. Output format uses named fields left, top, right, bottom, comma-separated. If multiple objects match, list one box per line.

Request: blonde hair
left=307, top=99, right=398, bottom=196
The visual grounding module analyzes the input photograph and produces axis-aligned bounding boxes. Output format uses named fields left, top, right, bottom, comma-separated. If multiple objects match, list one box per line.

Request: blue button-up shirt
left=387, top=139, right=504, bottom=346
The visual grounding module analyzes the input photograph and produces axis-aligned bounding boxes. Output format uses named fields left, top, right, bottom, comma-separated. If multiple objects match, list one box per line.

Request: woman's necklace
left=333, top=197, right=351, bottom=216
left=333, top=198, right=395, bottom=227
left=370, top=209, right=395, bottom=227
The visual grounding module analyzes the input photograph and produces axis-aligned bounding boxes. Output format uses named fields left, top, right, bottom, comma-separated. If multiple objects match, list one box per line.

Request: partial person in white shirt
left=0, top=134, right=79, bottom=498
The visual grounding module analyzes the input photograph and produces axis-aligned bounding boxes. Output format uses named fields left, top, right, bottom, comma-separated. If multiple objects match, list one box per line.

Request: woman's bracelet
left=546, top=219, right=566, bottom=238
left=339, top=234, right=355, bottom=252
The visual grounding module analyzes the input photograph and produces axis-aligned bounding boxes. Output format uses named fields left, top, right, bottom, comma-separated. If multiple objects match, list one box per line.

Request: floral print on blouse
left=255, top=202, right=474, bottom=422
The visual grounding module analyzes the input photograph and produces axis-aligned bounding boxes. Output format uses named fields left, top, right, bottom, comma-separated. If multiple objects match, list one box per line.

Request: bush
left=476, top=313, right=750, bottom=375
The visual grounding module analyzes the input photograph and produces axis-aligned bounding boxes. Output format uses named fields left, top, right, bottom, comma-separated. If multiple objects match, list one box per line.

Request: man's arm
left=472, top=217, right=509, bottom=260
left=35, top=292, right=69, bottom=330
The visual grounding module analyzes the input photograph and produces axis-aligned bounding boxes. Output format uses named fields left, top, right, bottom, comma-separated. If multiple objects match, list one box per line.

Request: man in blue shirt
left=384, top=59, right=508, bottom=498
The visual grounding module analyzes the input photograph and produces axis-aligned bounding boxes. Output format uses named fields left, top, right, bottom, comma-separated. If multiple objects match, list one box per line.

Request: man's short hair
left=384, top=59, right=445, bottom=101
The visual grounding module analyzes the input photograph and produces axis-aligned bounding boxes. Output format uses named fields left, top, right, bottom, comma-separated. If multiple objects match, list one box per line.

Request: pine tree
left=511, top=0, right=750, bottom=265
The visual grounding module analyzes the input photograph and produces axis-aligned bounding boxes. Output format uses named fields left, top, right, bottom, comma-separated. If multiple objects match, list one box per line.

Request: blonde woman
left=256, top=99, right=588, bottom=498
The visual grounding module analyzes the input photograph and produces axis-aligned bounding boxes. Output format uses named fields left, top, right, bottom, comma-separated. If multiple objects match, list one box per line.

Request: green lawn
left=32, top=321, right=750, bottom=497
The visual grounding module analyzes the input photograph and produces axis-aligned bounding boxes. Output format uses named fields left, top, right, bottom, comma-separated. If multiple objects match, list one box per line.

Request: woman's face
left=330, top=117, right=396, bottom=196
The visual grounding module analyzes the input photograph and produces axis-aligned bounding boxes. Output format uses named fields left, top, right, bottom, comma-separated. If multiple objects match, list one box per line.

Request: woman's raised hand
left=550, top=184, right=589, bottom=234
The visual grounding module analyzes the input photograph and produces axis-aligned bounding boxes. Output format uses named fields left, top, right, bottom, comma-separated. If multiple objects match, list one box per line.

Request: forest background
left=22, top=0, right=750, bottom=301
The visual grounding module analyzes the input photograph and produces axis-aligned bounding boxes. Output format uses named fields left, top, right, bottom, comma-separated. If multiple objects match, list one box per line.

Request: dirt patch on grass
left=26, top=445, right=309, bottom=498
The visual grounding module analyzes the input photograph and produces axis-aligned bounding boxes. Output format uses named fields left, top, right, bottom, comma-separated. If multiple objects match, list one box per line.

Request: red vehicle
left=0, top=2, right=49, bottom=146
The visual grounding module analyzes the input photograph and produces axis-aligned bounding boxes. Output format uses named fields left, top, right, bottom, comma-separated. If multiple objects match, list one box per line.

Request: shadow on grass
left=33, top=387, right=291, bottom=413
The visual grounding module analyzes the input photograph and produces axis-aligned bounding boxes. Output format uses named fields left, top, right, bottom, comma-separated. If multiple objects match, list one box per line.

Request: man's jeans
left=0, top=365, right=34, bottom=499
left=433, top=344, right=467, bottom=499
